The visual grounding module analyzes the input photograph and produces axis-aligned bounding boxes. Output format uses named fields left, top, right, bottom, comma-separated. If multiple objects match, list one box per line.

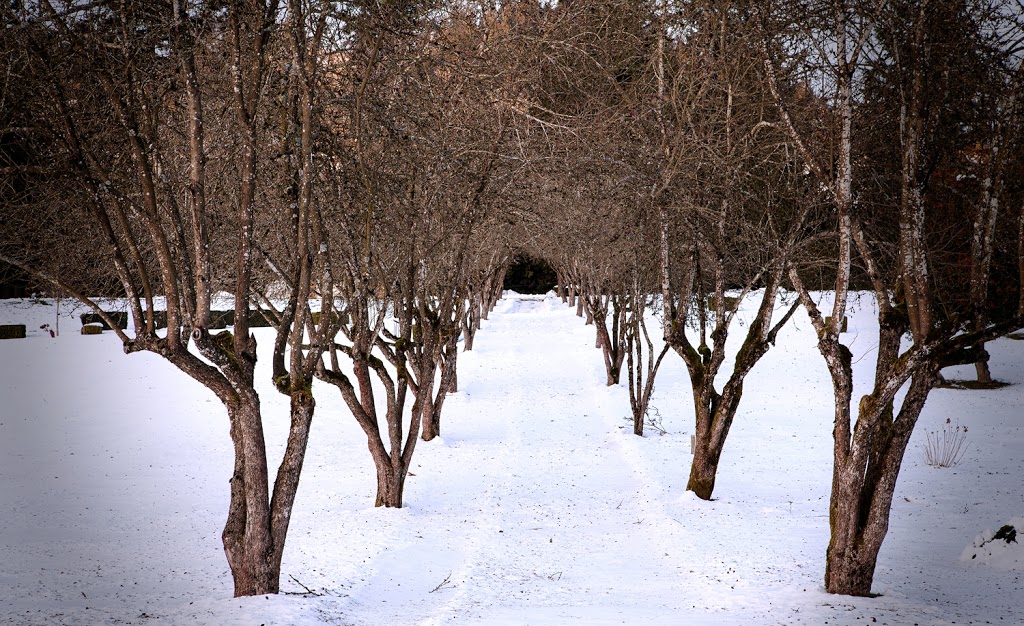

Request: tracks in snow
left=408, top=296, right=693, bottom=623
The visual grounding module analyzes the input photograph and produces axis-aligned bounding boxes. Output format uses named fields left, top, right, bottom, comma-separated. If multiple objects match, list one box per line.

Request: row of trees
left=1, top=0, right=522, bottom=595
left=2, top=0, right=1022, bottom=600
left=504, top=0, right=1024, bottom=596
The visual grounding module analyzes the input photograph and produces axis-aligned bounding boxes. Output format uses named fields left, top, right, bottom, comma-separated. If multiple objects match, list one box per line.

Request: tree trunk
left=420, top=362, right=440, bottom=441
left=462, top=300, right=478, bottom=351
left=606, top=365, right=619, bottom=386
left=268, top=387, right=315, bottom=573
left=428, top=334, right=459, bottom=434
left=593, top=308, right=625, bottom=386
left=444, top=335, right=459, bottom=393
left=480, top=297, right=489, bottom=321
left=824, top=544, right=877, bottom=597
left=626, top=307, right=669, bottom=438
left=825, top=369, right=934, bottom=596
left=221, top=396, right=278, bottom=596
left=374, top=462, right=407, bottom=508
left=974, top=351, right=993, bottom=384
left=686, top=437, right=719, bottom=501
left=1019, top=197, right=1024, bottom=318
left=685, top=388, right=734, bottom=501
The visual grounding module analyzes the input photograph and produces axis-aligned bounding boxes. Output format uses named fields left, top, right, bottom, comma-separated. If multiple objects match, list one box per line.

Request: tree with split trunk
left=303, top=3, right=417, bottom=508
left=759, top=0, right=1024, bottom=596
left=540, top=164, right=646, bottom=386
left=569, top=0, right=811, bottom=498
left=380, top=6, right=514, bottom=442
left=461, top=249, right=512, bottom=351
left=0, top=0, right=323, bottom=596
left=582, top=278, right=629, bottom=385
left=960, top=36, right=1024, bottom=383
left=624, top=269, right=671, bottom=436
left=309, top=1, right=519, bottom=501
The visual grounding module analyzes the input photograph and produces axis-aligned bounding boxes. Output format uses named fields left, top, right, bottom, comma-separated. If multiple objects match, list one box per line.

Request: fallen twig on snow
left=429, top=572, right=456, bottom=593
left=284, top=574, right=324, bottom=596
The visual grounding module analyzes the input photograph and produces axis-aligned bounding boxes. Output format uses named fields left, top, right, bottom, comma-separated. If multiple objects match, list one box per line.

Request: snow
left=1, top=292, right=1023, bottom=625
left=961, top=517, right=1024, bottom=571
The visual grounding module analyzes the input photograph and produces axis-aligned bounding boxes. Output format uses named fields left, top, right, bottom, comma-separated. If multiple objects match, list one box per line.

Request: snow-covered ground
left=1, top=292, right=1022, bottom=625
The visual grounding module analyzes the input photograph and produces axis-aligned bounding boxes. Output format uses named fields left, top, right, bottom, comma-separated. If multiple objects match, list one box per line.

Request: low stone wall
left=0, top=324, right=26, bottom=339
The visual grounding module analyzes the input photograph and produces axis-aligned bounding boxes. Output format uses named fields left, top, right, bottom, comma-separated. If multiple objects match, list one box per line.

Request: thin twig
left=286, top=574, right=323, bottom=596
left=429, top=572, right=456, bottom=593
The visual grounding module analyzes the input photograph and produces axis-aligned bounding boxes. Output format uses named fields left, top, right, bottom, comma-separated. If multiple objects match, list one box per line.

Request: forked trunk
left=606, top=367, right=619, bottom=386
left=683, top=375, right=747, bottom=500
left=686, top=399, right=726, bottom=500
left=426, top=337, right=459, bottom=438
left=593, top=301, right=626, bottom=386
left=825, top=371, right=934, bottom=596
left=600, top=336, right=624, bottom=386
left=626, top=316, right=669, bottom=438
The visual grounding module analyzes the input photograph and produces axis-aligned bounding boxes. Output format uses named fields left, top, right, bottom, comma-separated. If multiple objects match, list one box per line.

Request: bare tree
left=624, top=271, right=671, bottom=436
left=630, top=1, right=809, bottom=499
left=0, top=0, right=322, bottom=596
left=760, top=0, right=1024, bottom=596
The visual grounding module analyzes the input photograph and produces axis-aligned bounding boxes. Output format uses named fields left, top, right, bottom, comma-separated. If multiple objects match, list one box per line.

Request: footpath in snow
left=1, top=292, right=1022, bottom=625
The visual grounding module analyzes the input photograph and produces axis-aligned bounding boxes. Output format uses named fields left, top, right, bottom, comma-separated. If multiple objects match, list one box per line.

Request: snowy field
left=1, top=292, right=1022, bottom=625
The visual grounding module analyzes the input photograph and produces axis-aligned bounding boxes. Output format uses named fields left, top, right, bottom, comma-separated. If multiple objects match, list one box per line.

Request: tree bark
left=221, top=394, right=278, bottom=596
left=463, top=308, right=477, bottom=350
left=825, top=370, right=934, bottom=595
left=685, top=375, right=745, bottom=500
left=686, top=439, right=719, bottom=500
left=419, top=361, right=440, bottom=441
left=374, top=459, right=408, bottom=508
